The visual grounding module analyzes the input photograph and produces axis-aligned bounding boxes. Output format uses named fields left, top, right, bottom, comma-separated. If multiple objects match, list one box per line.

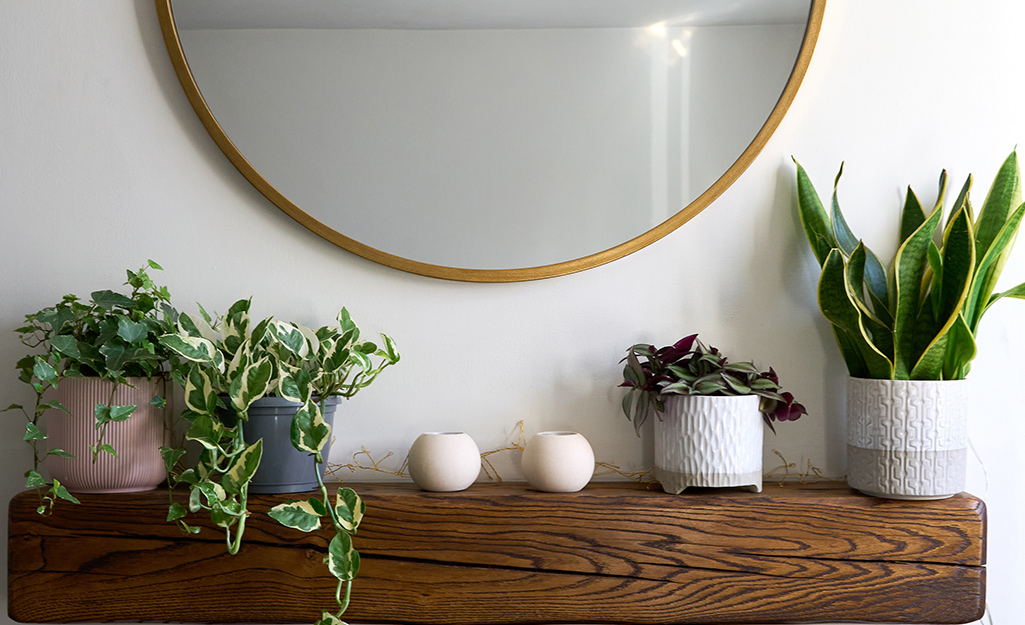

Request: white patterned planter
left=655, top=395, right=763, bottom=494
left=846, top=377, right=967, bottom=500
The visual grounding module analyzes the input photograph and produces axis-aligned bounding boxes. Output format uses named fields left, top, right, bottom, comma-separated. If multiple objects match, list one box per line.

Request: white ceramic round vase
left=46, top=376, right=168, bottom=493
left=407, top=432, right=481, bottom=492
left=655, top=395, right=763, bottom=494
left=846, top=377, right=967, bottom=500
left=520, top=431, right=594, bottom=493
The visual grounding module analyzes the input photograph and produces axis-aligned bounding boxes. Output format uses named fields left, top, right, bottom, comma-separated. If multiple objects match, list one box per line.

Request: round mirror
left=157, top=0, right=824, bottom=281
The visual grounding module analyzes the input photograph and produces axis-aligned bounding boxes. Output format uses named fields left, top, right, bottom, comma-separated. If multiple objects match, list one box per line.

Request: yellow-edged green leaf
left=845, top=243, right=893, bottom=360
left=975, top=151, right=1021, bottom=258
left=794, top=158, right=837, bottom=266
left=965, top=202, right=1025, bottom=330
left=818, top=249, right=893, bottom=378
left=892, top=203, right=944, bottom=378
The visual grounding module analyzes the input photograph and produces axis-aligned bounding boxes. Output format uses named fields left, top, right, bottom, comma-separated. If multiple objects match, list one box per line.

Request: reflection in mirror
left=160, top=0, right=822, bottom=280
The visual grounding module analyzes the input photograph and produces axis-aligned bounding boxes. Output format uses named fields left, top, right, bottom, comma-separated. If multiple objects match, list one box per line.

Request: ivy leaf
left=32, top=357, right=58, bottom=385
left=91, top=290, right=136, bottom=311
left=53, top=481, right=80, bottom=504
left=24, top=470, right=46, bottom=488
left=24, top=423, right=46, bottom=441
left=167, top=502, right=188, bottom=522
left=46, top=448, right=75, bottom=459
left=117, top=317, right=149, bottom=344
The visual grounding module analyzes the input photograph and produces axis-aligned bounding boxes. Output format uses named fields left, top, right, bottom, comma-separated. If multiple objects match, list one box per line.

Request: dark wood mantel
left=8, top=481, right=986, bottom=624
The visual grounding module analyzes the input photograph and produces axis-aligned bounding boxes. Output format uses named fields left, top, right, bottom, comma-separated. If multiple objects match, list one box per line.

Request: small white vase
left=407, top=432, right=481, bottom=492
left=45, top=377, right=168, bottom=493
left=520, top=431, right=594, bottom=493
left=846, top=377, right=967, bottom=500
left=655, top=395, right=763, bottom=494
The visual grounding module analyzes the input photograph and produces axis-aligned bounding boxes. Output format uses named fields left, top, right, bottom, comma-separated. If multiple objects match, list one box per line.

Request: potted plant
left=620, top=334, right=806, bottom=494
left=795, top=150, right=1025, bottom=499
left=3, top=261, right=177, bottom=513
left=160, top=298, right=398, bottom=625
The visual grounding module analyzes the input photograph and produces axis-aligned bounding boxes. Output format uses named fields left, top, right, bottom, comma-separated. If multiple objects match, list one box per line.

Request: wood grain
left=8, top=482, right=986, bottom=624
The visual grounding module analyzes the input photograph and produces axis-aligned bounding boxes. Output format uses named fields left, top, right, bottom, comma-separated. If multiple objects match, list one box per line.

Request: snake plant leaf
left=909, top=207, right=975, bottom=379
left=985, top=281, right=1025, bottom=313
left=964, top=202, right=1025, bottom=330
left=826, top=173, right=891, bottom=310
left=269, top=499, right=323, bottom=532
left=892, top=203, right=944, bottom=378
left=900, top=187, right=927, bottom=244
left=818, top=249, right=894, bottom=378
left=794, top=158, right=837, bottom=266
left=845, top=243, right=894, bottom=359
left=943, top=314, right=977, bottom=380
left=975, top=151, right=1021, bottom=257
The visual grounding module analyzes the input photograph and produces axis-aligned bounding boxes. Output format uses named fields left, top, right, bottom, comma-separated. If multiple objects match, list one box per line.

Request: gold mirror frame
left=156, top=0, right=825, bottom=282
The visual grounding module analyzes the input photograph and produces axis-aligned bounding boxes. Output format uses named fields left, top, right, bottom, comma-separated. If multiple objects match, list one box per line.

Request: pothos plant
left=3, top=261, right=176, bottom=514
left=160, top=298, right=399, bottom=625
left=795, top=150, right=1025, bottom=380
left=620, top=334, right=806, bottom=435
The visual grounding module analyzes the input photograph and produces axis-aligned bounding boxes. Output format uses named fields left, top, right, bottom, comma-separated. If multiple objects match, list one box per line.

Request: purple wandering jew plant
left=620, top=334, right=806, bottom=436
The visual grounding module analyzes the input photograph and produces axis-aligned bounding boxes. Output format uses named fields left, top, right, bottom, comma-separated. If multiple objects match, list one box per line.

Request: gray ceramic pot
left=243, top=396, right=340, bottom=494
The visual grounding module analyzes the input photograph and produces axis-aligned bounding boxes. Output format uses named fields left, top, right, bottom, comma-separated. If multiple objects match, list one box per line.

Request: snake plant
left=795, top=151, right=1025, bottom=380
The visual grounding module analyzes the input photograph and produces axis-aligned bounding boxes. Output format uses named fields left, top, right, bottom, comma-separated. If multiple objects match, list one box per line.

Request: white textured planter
left=847, top=377, right=967, bottom=500
left=407, top=432, right=481, bottom=492
left=655, top=395, right=763, bottom=494
left=521, top=431, right=594, bottom=492
left=46, top=377, right=168, bottom=493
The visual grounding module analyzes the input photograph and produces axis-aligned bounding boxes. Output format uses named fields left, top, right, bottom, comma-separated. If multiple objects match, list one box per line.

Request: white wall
left=0, top=1, right=1021, bottom=623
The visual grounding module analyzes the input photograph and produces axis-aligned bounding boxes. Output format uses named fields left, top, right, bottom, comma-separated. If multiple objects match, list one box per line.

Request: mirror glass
left=163, top=0, right=819, bottom=279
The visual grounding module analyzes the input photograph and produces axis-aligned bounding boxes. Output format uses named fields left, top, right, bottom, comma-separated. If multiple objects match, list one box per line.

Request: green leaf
left=229, top=356, right=274, bottom=412
left=964, top=202, right=1025, bottom=330
left=24, top=470, right=46, bottom=488
left=49, top=335, right=82, bottom=360
left=222, top=440, right=263, bottom=495
left=99, top=343, right=129, bottom=374
left=818, top=249, right=894, bottom=378
left=91, top=290, right=136, bottom=311
left=24, top=422, right=46, bottom=441
left=892, top=203, right=944, bottom=378
left=46, top=448, right=75, bottom=459
left=845, top=243, right=893, bottom=360
left=116, top=317, right=149, bottom=344
left=32, top=357, right=58, bottom=384
left=899, top=186, right=928, bottom=244
left=326, top=532, right=360, bottom=582
left=97, top=443, right=119, bottom=458
left=795, top=159, right=839, bottom=266
left=109, top=404, right=137, bottom=422
left=161, top=334, right=219, bottom=365
left=160, top=446, right=186, bottom=472
left=167, top=502, right=188, bottom=522
left=54, top=481, right=80, bottom=504
left=149, top=395, right=167, bottom=409
left=278, top=366, right=313, bottom=404
left=334, top=488, right=365, bottom=533
left=291, top=401, right=330, bottom=454
left=183, top=365, right=219, bottom=414
left=975, top=151, right=1021, bottom=260
left=269, top=499, right=323, bottom=532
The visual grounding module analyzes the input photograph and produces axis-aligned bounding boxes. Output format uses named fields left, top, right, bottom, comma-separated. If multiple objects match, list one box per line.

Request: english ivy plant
left=3, top=261, right=177, bottom=514
left=161, top=298, right=398, bottom=625
left=795, top=151, right=1025, bottom=379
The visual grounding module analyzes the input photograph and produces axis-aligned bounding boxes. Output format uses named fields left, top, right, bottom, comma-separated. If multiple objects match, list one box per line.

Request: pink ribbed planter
left=45, top=377, right=168, bottom=493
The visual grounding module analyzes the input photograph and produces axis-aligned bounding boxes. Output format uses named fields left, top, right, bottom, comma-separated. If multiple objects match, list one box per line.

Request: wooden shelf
left=8, top=481, right=986, bottom=624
